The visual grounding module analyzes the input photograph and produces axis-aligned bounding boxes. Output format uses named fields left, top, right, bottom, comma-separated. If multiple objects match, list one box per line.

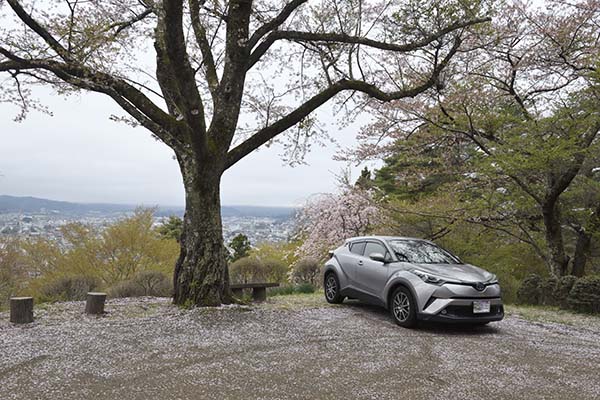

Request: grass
left=506, top=304, right=600, bottom=327
left=268, top=284, right=316, bottom=297
left=264, top=292, right=327, bottom=310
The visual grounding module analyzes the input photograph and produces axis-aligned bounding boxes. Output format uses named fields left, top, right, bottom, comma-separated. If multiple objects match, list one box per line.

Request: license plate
left=473, top=300, right=491, bottom=314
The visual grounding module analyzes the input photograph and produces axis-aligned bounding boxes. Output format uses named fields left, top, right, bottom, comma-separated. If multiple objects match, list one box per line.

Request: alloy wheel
left=325, top=275, right=337, bottom=301
left=393, top=292, right=410, bottom=322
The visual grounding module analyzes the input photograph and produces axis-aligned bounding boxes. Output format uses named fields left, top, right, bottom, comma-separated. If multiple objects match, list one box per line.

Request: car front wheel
left=324, top=273, right=344, bottom=304
left=390, top=286, right=417, bottom=328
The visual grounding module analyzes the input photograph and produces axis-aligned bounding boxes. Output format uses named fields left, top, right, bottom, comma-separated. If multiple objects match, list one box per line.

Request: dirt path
left=1, top=295, right=599, bottom=400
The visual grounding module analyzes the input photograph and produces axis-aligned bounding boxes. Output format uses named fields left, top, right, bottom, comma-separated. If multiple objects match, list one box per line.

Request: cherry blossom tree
left=295, top=187, right=382, bottom=261
left=0, top=0, right=490, bottom=305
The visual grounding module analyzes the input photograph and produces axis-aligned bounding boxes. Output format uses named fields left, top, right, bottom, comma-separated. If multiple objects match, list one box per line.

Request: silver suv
left=323, top=236, right=504, bottom=327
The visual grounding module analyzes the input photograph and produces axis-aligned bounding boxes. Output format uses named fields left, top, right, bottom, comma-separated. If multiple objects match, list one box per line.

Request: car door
left=356, top=240, right=391, bottom=297
left=336, top=241, right=366, bottom=286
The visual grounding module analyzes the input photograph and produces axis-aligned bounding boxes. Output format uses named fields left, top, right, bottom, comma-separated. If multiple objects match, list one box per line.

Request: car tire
left=390, top=286, right=417, bottom=328
left=324, top=273, right=344, bottom=304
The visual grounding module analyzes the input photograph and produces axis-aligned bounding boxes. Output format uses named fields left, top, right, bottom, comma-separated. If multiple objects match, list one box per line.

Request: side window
left=349, top=241, right=366, bottom=255
left=364, top=242, right=388, bottom=259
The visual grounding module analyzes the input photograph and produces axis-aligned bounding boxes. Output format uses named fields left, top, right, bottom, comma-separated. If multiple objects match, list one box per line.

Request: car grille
left=443, top=305, right=504, bottom=318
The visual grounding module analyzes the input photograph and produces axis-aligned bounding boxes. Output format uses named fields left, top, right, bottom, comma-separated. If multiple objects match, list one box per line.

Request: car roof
left=345, top=235, right=432, bottom=243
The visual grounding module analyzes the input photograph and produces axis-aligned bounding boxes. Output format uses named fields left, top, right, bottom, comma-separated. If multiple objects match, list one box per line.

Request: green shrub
left=133, top=271, right=173, bottom=296
left=269, top=284, right=316, bottom=296
left=497, top=274, right=519, bottom=304
left=291, top=258, right=321, bottom=286
left=230, top=256, right=288, bottom=284
left=296, top=283, right=316, bottom=294
left=108, top=271, right=172, bottom=298
left=268, top=285, right=296, bottom=296
left=517, top=274, right=543, bottom=305
left=540, top=276, right=559, bottom=306
left=40, top=275, right=100, bottom=302
left=567, top=276, right=600, bottom=313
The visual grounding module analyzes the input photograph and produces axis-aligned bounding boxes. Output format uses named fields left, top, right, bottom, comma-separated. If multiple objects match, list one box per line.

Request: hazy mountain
left=0, top=195, right=296, bottom=219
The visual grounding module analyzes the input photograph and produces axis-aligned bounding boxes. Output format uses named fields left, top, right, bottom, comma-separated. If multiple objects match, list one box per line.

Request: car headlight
left=410, top=269, right=446, bottom=285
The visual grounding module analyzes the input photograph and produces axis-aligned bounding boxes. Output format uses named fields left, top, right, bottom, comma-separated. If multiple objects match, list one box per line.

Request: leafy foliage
left=13, top=209, right=179, bottom=302
left=157, top=216, right=183, bottom=242
left=349, top=1, right=600, bottom=278
left=516, top=274, right=600, bottom=314
left=567, top=276, right=600, bottom=314
left=228, top=234, right=251, bottom=263
left=39, top=275, right=100, bottom=302
left=290, top=258, right=321, bottom=286
left=0, top=237, right=25, bottom=310
left=229, top=256, right=288, bottom=284
left=108, top=271, right=172, bottom=299
left=269, top=283, right=316, bottom=296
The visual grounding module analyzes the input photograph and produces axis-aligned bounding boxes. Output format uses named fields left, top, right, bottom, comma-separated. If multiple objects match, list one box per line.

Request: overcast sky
left=0, top=87, right=374, bottom=207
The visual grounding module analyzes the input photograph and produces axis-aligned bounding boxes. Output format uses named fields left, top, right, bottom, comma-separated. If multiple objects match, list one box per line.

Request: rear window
left=349, top=241, right=366, bottom=255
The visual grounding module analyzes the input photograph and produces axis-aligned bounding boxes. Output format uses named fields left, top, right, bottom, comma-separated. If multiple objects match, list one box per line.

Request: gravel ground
left=1, top=294, right=600, bottom=400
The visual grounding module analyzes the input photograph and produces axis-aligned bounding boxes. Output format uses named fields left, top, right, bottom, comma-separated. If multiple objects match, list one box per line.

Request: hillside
left=0, top=195, right=296, bottom=218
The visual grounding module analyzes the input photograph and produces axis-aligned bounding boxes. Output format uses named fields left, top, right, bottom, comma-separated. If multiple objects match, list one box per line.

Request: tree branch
left=7, top=0, right=72, bottom=61
left=247, top=0, right=308, bottom=49
left=0, top=46, right=180, bottom=146
left=248, top=16, right=491, bottom=69
left=189, top=0, right=219, bottom=99
left=111, top=7, right=154, bottom=37
left=159, top=0, right=206, bottom=135
left=226, top=37, right=462, bottom=169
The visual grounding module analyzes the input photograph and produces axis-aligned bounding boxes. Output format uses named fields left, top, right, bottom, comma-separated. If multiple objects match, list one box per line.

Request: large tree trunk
left=172, top=157, right=230, bottom=306
left=542, top=201, right=570, bottom=276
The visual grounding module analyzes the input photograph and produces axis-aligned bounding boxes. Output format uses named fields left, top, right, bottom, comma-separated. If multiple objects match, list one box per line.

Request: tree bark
left=172, top=157, right=230, bottom=306
left=572, top=203, right=600, bottom=277
left=541, top=200, right=570, bottom=276
left=571, top=228, right=590, bottom=277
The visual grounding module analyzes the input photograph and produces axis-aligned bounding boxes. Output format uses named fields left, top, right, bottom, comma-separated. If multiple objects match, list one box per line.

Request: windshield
left=387, top=240, right=461, bottom=264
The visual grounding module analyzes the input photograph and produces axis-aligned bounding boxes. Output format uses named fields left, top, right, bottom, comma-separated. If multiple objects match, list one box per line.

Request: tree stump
left=10, top=297, right=34, bottom=324
left=85, top=292, right=107, bottom=315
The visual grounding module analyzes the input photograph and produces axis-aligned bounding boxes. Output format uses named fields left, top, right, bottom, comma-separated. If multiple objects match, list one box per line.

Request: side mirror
left=369, top=252, right=386, bottom=263
left=328, top=250, right=334, bottom=258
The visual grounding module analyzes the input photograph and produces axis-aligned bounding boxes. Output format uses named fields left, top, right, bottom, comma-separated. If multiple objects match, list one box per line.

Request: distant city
left=0, top=195, right=297, bottom=245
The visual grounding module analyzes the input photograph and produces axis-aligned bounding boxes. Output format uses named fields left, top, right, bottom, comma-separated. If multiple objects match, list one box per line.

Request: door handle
left=358, top=260, right=363, bottom=266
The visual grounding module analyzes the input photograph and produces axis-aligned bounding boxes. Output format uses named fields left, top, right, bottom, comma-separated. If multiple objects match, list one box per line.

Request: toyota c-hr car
left=323, top=236, right=504, bottom=327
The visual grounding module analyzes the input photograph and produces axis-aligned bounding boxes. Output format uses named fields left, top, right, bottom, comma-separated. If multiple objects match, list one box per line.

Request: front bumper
left=417, top=283, right=504, bottom=323
left=418, top=301, right=504, bottom=323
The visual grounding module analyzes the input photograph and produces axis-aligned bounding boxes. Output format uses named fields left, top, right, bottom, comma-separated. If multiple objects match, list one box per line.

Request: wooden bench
left=230, top=283, right=279, bottom=302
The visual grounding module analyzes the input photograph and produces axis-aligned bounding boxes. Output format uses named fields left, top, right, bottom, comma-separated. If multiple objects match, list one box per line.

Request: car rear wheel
left=390, top=286, right=417, bottom=328
left=324, top=273, right=343, bottom=304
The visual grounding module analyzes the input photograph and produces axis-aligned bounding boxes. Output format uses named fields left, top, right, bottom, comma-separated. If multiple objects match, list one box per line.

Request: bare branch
left=227, top=37, right=462, bottom=169
left=0, top=46, right=179, bottom=145
left=7, top=0, right=73, bottom=61
left=247, top=0, right=308, bottom=49
left=248, top=16, right=491, bottom=69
